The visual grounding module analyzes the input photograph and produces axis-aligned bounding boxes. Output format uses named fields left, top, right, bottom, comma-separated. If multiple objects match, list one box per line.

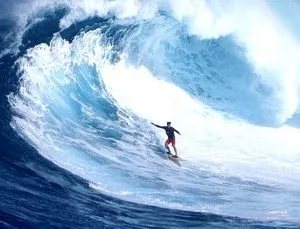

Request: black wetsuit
left=154, top=125, right=180, bottom=139
left=164, top=127, right=177, bottom=139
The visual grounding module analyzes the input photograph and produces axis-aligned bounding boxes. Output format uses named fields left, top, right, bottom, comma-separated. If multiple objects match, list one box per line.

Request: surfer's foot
left=166, top=151, right=172, bottom=155
left=172, top=155, right=179, bottom=158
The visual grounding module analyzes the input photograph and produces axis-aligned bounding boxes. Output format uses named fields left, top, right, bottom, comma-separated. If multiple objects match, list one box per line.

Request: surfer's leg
left=165, top=144, right=171, bottom=153
left=173, top=145, right=178, bottom=156
left=171, top=138, right=178, bottom=157
left=165, top=139, right=171, bottom=154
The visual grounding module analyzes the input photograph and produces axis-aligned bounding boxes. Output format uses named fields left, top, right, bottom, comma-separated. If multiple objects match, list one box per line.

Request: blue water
left=1, top=1, right=300, bottom=228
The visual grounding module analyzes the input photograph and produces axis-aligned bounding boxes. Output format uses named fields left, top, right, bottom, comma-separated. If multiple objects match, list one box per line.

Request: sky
left=266, top=0, right=300, bottom=40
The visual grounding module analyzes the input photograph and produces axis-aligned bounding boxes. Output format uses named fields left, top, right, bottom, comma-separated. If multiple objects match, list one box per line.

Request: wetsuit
left=153, top=125, right=180, bottom=146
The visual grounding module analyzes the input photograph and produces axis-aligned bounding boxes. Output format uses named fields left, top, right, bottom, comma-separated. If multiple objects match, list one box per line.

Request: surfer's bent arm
left=151, top=122, right=165, bottom=129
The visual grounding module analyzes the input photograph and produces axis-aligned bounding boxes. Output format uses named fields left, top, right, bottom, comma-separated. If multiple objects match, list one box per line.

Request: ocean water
left=1, top=0, right=300, bottom=228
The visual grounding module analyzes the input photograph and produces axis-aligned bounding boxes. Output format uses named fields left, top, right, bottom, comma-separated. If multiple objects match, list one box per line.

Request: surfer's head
left=167, top=121, right=171, bottom=127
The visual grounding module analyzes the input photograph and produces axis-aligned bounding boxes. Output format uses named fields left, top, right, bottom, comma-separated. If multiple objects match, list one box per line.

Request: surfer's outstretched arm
left=151, top=122, right=165, bottom=129
left=174, top=128, right=181, bottom=135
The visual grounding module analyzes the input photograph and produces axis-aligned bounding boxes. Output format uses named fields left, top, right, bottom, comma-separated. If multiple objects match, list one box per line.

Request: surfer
left=151, top=122, right=181, bottom=158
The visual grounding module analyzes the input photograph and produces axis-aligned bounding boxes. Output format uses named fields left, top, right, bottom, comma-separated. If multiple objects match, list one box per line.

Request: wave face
left=2, top=0, right=300, bottom=227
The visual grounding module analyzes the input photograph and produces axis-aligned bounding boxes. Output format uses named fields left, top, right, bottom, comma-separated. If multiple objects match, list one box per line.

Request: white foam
left=11, top=28, right=300, bottom=184
left=164, top=0, right=300, bottom=124
left=100, top=55, right=300, bottom=185
left=10, top=0, right=300, bottom=124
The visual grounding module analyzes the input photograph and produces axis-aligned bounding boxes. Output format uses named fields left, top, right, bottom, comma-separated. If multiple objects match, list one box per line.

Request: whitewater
left=2, top=0, right=300, bottom=227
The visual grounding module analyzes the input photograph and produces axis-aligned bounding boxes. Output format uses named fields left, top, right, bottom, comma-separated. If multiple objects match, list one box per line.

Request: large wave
left=7, top=0, right=300, bottom=222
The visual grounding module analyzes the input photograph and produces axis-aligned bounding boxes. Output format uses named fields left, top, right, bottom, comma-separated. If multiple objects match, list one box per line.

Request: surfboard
left=168, top=154, right=181, bottom=167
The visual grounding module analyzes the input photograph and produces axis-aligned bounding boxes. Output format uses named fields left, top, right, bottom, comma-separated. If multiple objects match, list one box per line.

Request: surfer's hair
left=167, top=121, right=171, bottom=125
